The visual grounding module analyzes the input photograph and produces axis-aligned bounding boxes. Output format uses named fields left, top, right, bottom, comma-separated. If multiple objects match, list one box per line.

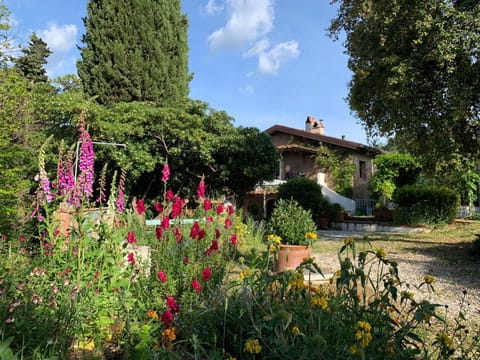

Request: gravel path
left=310, top=230, right=480, bottom=329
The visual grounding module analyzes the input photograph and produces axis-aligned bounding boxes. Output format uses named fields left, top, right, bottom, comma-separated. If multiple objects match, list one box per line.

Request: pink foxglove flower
left=155, top=226, right=163, bottom=240
left=170, top=197, right=183, bottom=219
left=196, top=178, right=205, bottom=200
left=161, top=163, right=170, bottom=182
left=161, top=310, right=173, bottom=328
left=127, top=252, right=135, bottom=265
left=136, top=199, right=146, bottom=215
left=203, top=199, right=212, bottom=211
left=57, top=155, right=75, bottom=198
left=166, top=296, right=179, bottom=313
left=161, top=216, right=170, bottom=229
left=154, top=201, right=163, bottom=213
left=157, top=270, right=167, bottom=283
left=202, top=268, right=212, bottom=281
left=77, top=124, right=95, bottom=199
left=126, top=231, right=136, bottom=244
left=191, top=279, right=201, bottom=293
left=116, top=169, right=126, bottom=213
left=190, top=221, right=200, bottom=239
left=230, top=234, right=238, bottom=246
left=166, top=190, right=175, bottom=201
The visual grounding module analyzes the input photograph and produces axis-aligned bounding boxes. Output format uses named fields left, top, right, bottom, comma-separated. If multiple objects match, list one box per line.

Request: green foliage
left=267, top=198, right=317, bottom=245
left=0, top=68, right=37, bottom=235
left=78, top=0, right=189, bottom=106
left=393, top=185, right=460, bottom=225
left=213, top=126, right=279, bottom=196
left=370, top=152, right=421, bottom=202
left=277, top=177, right=329, bottom=220
left=2, top=149, right=480, bottom=358
left=0, top=2, right=13, bottom=66
left=329, top=1, right=480, bottom=175
left=13, top=32, right=52, bottom=84
left=314, top=144, right=356, bottom=197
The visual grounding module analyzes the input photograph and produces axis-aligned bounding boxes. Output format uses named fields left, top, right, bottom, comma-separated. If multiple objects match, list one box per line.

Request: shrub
left=277, top=177, right=329, bottom=221
left=267, top=198, right=317, bottom=245
left=392, top=185, right=459, bottom=225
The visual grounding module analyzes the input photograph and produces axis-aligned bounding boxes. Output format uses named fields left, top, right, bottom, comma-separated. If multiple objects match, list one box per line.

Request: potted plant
left=267, top=198, right=318, bottom=272
left=374, top=202, right=394, bottom=222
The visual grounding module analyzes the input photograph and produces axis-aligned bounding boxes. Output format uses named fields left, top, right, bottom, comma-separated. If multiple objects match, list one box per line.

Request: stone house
left=242, top=116, right=382, bottom=218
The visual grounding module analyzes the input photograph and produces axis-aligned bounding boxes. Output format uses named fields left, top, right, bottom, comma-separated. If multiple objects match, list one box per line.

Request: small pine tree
left=14, top=32, right=52, bottom=84
left=78, top=0, right=190, bottom=106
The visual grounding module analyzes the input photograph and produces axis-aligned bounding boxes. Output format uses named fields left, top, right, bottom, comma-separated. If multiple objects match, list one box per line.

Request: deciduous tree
left=329, top=1, right=480, bottom=174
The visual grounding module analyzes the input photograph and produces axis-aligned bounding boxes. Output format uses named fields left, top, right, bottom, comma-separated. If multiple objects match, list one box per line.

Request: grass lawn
left=312, top=219, right=480, bottom=260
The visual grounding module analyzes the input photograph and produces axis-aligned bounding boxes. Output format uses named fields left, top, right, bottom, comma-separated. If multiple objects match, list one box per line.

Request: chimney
left=305, top=116, right=325, bottom=135
left=305, top=116, right=315, bottom=132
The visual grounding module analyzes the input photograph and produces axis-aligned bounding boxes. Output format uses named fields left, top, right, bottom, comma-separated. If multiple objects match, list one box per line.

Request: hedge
left=392, top=185, right=459, bottom=225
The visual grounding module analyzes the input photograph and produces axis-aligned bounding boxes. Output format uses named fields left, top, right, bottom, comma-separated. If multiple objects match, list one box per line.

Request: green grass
left=312, top=219, right=480, bottom=260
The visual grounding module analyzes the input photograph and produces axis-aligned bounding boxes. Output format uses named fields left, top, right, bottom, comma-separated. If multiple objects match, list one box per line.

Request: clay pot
left=274, top=244, right=311, bottom=272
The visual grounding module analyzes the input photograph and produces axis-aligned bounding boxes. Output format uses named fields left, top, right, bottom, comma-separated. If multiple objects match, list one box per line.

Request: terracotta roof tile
left=265, top=124, right=382, bottom=154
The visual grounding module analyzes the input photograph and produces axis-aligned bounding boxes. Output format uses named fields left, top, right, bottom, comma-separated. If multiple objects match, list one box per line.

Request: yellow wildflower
left=288, top=272, right=304, bottom=292
left=311, top=296, right=328, bottom=310
left=244, top=338, right=262, bottom=354
left=269, top=243, right=278, bottom=252
left=424, top=275, right=435, bottom=285
left=305, top=231, right=317, bottom=240
left=436, top=332, right=452, bottom=347
left=291, top=326, right=300, bottom=336
left=355, top=321, right=373, bottom=348
left=239, top=269, right=251, bottom=279
left=375, top=248, right=387, bottom=259
left=401, top=290, right=414, bottom=301
left=349, top=344, right=358, bottom=355
left=357, top=321, right=372, bottom=332
left=344, top=237, right=354, bottom=245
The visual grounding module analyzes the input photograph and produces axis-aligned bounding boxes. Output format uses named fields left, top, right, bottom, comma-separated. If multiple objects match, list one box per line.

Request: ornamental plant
left=267, top=198, right=317, bottom=246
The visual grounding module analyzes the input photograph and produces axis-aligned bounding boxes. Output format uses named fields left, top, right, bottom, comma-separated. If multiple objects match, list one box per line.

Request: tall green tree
left=14, top=32, right=52, bottom=84
left=0, top=68, right=36, bottom=235
left=329, top=1, right=480, bottom=174
left=78, top=0, right=190, bottom=106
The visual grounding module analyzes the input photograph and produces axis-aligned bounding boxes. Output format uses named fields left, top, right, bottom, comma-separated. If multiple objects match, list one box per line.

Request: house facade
left=268, top=116, right=381, bottom=199
left=242, top=116, right=382, bottom=218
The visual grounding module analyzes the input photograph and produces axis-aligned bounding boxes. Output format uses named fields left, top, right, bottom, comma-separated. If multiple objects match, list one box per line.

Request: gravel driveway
left=310, top=230, right=480, bottom=329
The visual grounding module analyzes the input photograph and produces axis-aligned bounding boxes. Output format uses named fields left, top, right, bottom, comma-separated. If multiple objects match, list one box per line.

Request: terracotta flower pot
left=274, top=244, right=311, bottom=272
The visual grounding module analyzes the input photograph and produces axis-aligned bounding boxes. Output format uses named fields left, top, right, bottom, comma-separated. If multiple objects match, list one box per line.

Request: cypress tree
left=77, top=0, right=190, bottom=106
left=14, top=32, right=52, bottom=84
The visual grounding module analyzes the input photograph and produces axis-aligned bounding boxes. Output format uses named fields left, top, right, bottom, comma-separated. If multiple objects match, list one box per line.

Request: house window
left=359, top=160, right=367, bottom=180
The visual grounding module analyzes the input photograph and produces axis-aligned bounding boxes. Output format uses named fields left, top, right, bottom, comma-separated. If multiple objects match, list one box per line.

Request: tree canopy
left=78, top=0, right=190, bottom=106
left=14, top=32, right=52, bottom=84
left=329, top=1, right=480, bottom=174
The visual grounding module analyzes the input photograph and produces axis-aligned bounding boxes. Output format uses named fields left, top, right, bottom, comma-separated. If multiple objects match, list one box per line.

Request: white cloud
left=38, top=23, right=78, bottom=77
left=240, top=85, right=254, bottom=95
left=40, top=23, right=77, bottom=53
left=245, top=39, right=300, bottom=76
left=207, top=0, right=275, bottom=50
left=204, top=0, right=224, bottom=15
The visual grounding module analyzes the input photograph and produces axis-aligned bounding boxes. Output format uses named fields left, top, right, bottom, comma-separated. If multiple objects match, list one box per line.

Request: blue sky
left=4, top=0, right=370, bottom=144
